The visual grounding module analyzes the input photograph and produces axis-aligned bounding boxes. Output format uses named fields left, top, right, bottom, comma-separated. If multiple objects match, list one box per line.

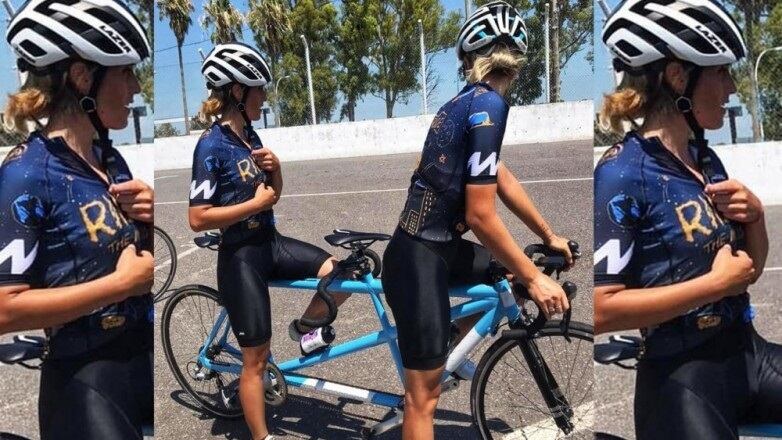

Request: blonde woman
left=382, top=2, right=574, bottom=437
left=189, top=43, right=349, bottom=440
left=595, top=0, right=781, bottom=437
left=0, top=0, right=154, bottom=438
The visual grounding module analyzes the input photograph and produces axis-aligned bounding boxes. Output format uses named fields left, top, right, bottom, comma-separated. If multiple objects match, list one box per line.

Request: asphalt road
left=151, top=139, right=595, bottom=440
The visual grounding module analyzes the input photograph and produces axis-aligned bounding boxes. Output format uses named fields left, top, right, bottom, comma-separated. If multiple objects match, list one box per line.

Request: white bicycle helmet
left=602, top=0, right=746, bottom=72
left=456, top=1, right=528, bottom=61
left=6, top=0, right=151, bottom=71
left=202, top=43, right=272, bottom=89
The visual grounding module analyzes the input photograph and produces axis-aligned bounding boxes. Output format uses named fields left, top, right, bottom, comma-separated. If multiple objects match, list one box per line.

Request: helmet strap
left=672, top=66, right=706, bottom=148
left=230, top=85, right=253, bottom=139
left=76, top=65, right=111, bottom=149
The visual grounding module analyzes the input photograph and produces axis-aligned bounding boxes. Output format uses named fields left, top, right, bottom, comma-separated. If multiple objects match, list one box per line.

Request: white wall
left=594, top=142, right=782, bottom=206
left=155, top=100, right=594, bottom=170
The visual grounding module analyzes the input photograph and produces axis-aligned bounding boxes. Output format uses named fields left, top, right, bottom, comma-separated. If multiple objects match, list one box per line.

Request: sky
left=153, top=0, right=593, bottom=131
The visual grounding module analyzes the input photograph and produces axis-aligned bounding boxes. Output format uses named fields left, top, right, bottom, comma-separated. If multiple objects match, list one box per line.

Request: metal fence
left=754, top=47, right=782, bottom=142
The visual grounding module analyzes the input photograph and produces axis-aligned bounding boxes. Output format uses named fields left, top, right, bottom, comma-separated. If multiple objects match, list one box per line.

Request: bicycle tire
left=153, top=226, right=177, bottom=302
left=365, top=248, right=382, bottom=278
left=471, top=320, right=595, bottom=439
left=160, top=285, right=243, bottom=419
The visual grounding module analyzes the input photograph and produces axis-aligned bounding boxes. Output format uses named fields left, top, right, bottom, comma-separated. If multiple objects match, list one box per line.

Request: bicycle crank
left=264, top=362, right=288, bottom=407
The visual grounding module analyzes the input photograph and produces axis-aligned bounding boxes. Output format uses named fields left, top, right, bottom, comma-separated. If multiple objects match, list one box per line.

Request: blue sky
left=153, top=0, right=593, bottom=130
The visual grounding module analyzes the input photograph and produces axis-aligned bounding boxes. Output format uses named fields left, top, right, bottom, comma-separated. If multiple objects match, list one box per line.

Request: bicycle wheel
left=153, top=226, right=177, bottom=302
left=471, top=320, right=595, bottom=439
left=160, top=285, right=243, bottom=418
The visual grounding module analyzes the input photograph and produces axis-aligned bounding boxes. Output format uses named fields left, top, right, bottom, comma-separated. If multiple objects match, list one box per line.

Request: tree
left=127, top=0, right=154, bottom=108
left=275, top=0, right=339, bottom=126
left=547, top=0, right=592, bottom=102
left=335, top=0, right=372, bottom=121
left=201, top=0, right=244, bottom=44
left=159, top=0, right=194, bottom=134
left=155, top=123, right=180, bottom=138
left=365, top=0, right=461, bottom=118
left=247, top=0, right=292, bottom=126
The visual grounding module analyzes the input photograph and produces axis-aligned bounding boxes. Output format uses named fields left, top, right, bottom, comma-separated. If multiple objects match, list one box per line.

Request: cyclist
left=190, top=42, right=348, bottom=440
left=595, top=0, right=782, bottom=437
left=382, top=2, right=575, bottom=437
left=0, top=0, right=154, bottom=438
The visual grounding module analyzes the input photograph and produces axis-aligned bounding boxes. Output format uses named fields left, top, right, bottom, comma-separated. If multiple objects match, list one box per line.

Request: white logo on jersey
left=0, top=239, right=38, bottom=275
left=594, top=239, right=634, bottom=274
left=190, top=180, right=217, bottom=200
left=467, top=152, right=498, bottom=177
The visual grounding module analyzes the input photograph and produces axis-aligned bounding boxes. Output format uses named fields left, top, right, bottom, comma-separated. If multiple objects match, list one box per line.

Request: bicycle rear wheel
left=160, top=285, right=243, bottom=418
left=153, top=226, right=177, bottom=302
left=471, top=320, right=595, bottom=439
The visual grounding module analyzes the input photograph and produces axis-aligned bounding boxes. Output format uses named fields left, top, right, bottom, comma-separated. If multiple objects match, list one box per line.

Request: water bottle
left=300, top=326, right=336, bottom=355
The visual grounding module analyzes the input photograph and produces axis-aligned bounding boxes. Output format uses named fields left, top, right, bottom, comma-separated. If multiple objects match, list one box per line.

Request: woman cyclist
left=0, top=0, right=154, bottom=439
left=382, top=2, right=575, bottom=437
left=190, top=42, right=350, bottom=440
left=595, top=0, right=782, bottom=437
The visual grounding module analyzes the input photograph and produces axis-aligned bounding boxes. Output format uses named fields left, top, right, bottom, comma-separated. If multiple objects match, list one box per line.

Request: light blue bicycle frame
left=194, top=271, right=520, bottom=410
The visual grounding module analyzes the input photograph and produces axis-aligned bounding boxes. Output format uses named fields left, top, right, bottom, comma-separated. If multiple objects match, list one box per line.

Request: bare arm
left=496, top=163, right=555, bottom=242
left=743, top=215, right=768, bottom=282
left=188, top=191, right=274, bottom=232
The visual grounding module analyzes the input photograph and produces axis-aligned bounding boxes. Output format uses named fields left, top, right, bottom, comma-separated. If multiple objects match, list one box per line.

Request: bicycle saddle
left=593, top=335, right=642, bottom=363
left=324, top=229, right=391, bottom=248
left=0, top=341, right=44, bottom=364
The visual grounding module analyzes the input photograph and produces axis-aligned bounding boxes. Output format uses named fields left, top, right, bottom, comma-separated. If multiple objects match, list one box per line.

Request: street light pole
left=274, top=74, right=291, bottom=127
left=300, top=34, right=316, bottom=125
left=418, top=19, right=427, bottom=115
left=544, top=2, right=550, bottom=102
left=753, top=46, right=782, bottom=142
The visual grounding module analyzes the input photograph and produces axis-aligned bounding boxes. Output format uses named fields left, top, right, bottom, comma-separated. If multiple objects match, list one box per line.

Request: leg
left=239, top=343, right=272, bottom=440
left=448, top=239, right=493, bottom=345
left=746, top=329, right=782, bottom=422
left=299, top=257, right=351, bottom=330
left=402, top=367, right=445, bottom=440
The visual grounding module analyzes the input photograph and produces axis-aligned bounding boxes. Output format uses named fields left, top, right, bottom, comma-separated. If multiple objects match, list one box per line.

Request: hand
left=114, top=244, right=153, bottom=298
left=252, top=183, right=277, bottom=211
left=705, top=179, right=764, bottom=224
left=710, top=244, right=754, bottom=298
left=109, top=180, right=154, bottom=223
left=251, top=148, right=280, bottom=172
left=544, top=234, right=575, bottom=269
left=526, top=273, right=570, bottom=320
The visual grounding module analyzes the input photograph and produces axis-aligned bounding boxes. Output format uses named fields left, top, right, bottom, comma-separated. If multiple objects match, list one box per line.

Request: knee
left=241, top=346, right=270, bottom=374
left=404, top=384, right=441, bottom=416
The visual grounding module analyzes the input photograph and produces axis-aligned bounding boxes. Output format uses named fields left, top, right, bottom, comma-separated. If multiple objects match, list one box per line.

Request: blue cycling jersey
left=189, top=122, right=274, bottom=245
left=0, top=132, right=151, bottom=350
left=594, top=131, right=750, bottom=340
left=399, top=82, right=508, bottom=242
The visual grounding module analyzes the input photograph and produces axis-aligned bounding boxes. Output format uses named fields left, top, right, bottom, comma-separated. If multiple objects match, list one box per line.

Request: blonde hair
left=4, top=70, right=81, bottom=134
left=198, top=88, right=230, bottom=123
left=598, top=63, right=694, bottom=135
left=463, top=45, right=523, bottom=84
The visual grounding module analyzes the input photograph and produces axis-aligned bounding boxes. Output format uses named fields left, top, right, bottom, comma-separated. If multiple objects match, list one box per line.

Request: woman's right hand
left=252, top=183, right=277, bottom=211
left=114, top=244, right=154, bottom=298
left=710, top=244, right=754, bottom=297
left=526, top=273, right=570, bottom=320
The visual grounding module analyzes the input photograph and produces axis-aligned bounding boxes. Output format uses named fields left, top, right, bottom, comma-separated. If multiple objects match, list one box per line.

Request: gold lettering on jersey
left=696, top=315, right=721, bottom=330
left=237, top=158, right=261, bottom=182
left=101, top=315, right=126, bottom=329
left=674, top=200, right=712, bottom=242
left=700, top=195, right=723, bottom=229
left=80, top=200, right=117, bottom=242
left=104, top=195, right=130, bottom=230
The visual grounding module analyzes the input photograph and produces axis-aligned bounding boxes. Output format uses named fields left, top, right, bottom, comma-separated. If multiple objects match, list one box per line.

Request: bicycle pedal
left=441, top=377, right=460, bottom=393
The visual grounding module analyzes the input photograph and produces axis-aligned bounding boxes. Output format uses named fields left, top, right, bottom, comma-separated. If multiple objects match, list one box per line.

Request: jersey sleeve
left=0, top=150, right=48, bottom=286
left=465, top=89, right=508, bottom=184
left=189, top=137, right=220, bottom=206
left=593, top=146, right=645, bottom=287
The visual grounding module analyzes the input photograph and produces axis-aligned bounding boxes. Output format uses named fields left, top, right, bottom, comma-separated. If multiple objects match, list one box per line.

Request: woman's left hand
left=109, top=179, right=154, bottom=223
left=544, top=234, right=575, bottom=269
left=251, top=147, right=280, bottom=172
left=705, top=179, right=764, bottom=224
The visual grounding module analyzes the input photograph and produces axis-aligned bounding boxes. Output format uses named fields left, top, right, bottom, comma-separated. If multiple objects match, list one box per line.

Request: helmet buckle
left=675, top=96, right=693, bottom=113
left=79, top=96, right=97, bottom=113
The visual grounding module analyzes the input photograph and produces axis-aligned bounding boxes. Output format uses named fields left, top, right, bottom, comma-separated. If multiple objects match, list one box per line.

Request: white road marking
left=154, top=177, right=594, bottom=206
left=501, top=402, right=595, bottom=440
left=154, top=174, right=178, bottom=180
left=155, top=244, right=199, bottom=271
left=765, top=266, right=782, bottom=272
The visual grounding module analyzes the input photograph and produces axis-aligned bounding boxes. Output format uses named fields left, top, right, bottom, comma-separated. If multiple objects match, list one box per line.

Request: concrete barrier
left=0, top=143, right=155, bottom=189
left=595, top=142, right=782, bottom=205
left=155, top=100, right=594, bottom=170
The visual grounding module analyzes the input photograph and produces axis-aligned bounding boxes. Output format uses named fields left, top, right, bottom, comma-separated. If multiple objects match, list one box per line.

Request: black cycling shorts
left=635, top=323, right=782, bottom=439
left=382, top=228, right=492, bottom=370
left=217, top=229, right=332, bottom=347
left=39, top=323, right=153, bottom=440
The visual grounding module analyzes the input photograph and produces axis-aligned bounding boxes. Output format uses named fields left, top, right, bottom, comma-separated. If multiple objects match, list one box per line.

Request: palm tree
left=159, top=0, right=194, bottom=134
left=201, top=0, right=244, bottom=44
left=247, top=0, right=292, bottom=126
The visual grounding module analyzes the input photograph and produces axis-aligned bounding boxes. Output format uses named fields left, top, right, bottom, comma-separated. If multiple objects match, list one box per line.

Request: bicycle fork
left=513, top=332, right=575, bottom=434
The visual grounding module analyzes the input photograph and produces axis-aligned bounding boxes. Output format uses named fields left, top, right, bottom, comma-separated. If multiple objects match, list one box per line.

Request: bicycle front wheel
left=471, top=320, right=595, bottom=439
left=161, top=285, right=243, bottom=419
left=153, top=226, right=177, bottom=302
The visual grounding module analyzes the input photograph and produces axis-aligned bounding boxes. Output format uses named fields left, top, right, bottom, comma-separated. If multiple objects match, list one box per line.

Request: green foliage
left=155, top=123, right=180, bottom=138
left=127, top=0, right=155, bottom=109
left=201, top=0, right=244, bottom=44
left=159, top=0, right=194, bottom=44
left=335, top=0, right=372, bottom=121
